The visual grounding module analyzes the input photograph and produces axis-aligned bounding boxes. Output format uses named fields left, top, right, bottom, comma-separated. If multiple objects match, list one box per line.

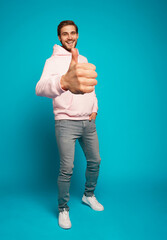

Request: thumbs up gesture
left=60, top=48, right=97, bottom=94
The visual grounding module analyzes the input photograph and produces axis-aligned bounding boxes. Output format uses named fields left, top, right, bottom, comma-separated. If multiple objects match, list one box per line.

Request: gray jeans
left=55, top=119, right=101, bottom=212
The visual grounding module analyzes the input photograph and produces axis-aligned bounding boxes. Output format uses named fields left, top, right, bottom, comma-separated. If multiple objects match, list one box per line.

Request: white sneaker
left=58, top=208, right=72, bottom=229
left=82, top=194, right=104, bottom=211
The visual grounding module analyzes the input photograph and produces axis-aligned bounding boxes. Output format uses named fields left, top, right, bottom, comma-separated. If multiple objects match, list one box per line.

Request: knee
left=94, top=154, right=101, bottom=165
left=59, top=166, right=74, bottom=178
left=95, top=157, right=101, bottom=166
left=87, top=157, right=101, bottom=169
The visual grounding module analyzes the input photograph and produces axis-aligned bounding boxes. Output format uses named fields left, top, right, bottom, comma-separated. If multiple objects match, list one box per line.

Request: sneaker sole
left=58, top=223, right=72, bottom=229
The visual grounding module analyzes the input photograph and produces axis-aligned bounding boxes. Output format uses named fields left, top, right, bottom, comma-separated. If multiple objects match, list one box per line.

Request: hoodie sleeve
left=83, top=56, right=98, bottom=113
left=92, top=91, right=98, bottom=113
left=35, top=59, right=66, bottom=98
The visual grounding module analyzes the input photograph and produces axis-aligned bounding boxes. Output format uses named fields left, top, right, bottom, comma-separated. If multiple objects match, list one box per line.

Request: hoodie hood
left=52, top=44, right=79, bottom=56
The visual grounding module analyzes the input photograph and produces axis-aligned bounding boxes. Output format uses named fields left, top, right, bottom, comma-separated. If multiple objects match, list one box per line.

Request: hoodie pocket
left=53, top=91, right=73, bottom=109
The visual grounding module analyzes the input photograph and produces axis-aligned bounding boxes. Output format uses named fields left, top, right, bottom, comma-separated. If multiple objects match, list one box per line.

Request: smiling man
left=35, top=20, right=104, bottom=229
left=58, top=24, right=78, bottom=51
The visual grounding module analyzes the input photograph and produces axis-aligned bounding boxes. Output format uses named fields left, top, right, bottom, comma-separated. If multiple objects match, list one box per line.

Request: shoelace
left=91, top=195, right=100, bottom=205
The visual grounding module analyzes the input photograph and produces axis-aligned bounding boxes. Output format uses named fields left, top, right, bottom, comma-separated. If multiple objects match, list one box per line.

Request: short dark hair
left=57, top=20, right=78, bottom=36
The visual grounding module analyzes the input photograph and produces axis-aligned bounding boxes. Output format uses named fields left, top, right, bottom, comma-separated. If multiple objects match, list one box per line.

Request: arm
left=89, top=91, right=98, bottom=120
left=36, top=48, right=98, bottom=98
left=35, top=59, right=66, bottom=98
left=92, top=90, right=98, bottom=114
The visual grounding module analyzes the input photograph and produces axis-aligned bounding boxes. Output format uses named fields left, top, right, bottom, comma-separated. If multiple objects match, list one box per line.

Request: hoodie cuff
left=92, top=105, right=98, bottom=113
left=58, top=75, right=67, bottom=94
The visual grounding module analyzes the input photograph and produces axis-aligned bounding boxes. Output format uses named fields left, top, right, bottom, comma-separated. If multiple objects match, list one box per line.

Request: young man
left=35, top=20, right=104, bottom=229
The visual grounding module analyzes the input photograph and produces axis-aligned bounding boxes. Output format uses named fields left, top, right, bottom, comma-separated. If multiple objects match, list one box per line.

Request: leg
left=78, top=120, right=101, bottom=197
left=55, top=120, right=76, bottom=212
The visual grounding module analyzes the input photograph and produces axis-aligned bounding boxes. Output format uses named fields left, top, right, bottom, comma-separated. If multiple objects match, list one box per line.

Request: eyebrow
left=62, top=31, right=76, bottom=34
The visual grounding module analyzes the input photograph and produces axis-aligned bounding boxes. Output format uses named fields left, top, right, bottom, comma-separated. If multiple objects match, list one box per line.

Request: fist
left=61, top=48, right=97, bottom=94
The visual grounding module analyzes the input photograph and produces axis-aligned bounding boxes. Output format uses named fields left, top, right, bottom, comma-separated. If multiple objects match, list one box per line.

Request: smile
left=66, top=41, right=74, bottom=44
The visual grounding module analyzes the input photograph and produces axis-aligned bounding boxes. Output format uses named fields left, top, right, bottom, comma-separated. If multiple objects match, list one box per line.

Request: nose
left=67, top=34, right=72, bottom=39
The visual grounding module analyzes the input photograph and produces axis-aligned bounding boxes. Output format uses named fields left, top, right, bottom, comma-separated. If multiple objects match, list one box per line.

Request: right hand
left=60, top=48, right=97, bottom=94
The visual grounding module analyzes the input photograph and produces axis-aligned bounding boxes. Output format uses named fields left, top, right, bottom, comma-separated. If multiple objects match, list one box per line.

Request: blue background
left=0, top=0, right=167, bottom=239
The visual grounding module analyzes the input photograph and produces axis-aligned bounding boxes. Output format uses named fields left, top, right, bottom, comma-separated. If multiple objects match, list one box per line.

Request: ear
left=77, top=33, right=79, bottom=39
left=58, top=36, right=61, bottom=41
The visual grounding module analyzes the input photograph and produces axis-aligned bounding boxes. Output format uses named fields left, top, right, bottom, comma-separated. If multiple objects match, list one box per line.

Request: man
left=35, top=20, right=104, bottom=229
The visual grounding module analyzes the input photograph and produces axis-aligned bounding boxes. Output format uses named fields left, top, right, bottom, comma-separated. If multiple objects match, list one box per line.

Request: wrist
left=60, top=75, right=68, bottom=91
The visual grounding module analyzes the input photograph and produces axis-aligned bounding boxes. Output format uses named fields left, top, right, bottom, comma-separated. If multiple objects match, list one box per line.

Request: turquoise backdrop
left=0, top=0, right=167, bottom=239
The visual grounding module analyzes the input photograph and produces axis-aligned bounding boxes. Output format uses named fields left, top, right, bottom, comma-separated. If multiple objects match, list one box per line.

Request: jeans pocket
left=55, top=120, right=61, bottom=127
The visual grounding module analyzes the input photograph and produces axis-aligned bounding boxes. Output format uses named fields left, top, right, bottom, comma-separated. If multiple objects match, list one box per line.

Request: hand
left=60, top=48, right=97, bottom=94
left=89, top=112, right=97, bottom=121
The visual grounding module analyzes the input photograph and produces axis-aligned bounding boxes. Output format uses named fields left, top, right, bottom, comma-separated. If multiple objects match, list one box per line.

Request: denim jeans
left=55, top=119, right=101, bottom=212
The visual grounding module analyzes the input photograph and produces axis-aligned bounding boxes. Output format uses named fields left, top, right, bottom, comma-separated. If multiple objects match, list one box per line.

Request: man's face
left=58, top=25, right=79, bottom=52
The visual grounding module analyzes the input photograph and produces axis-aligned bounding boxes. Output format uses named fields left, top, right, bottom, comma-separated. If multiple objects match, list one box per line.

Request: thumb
left=70, top=48, right=78, bottom=66
left=89, top=115, right=92, bottom=121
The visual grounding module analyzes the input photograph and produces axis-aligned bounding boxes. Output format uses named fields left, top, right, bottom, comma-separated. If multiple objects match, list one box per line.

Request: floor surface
left=0, top=180, right=166, bottom=240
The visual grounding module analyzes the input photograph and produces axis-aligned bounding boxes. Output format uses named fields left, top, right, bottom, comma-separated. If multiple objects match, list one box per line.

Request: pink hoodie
left=35, top=44, right=98, bottom=120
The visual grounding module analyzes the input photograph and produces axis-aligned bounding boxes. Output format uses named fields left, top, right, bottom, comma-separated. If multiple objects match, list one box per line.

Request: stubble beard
left=61, top=40, right=78, bottom=52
